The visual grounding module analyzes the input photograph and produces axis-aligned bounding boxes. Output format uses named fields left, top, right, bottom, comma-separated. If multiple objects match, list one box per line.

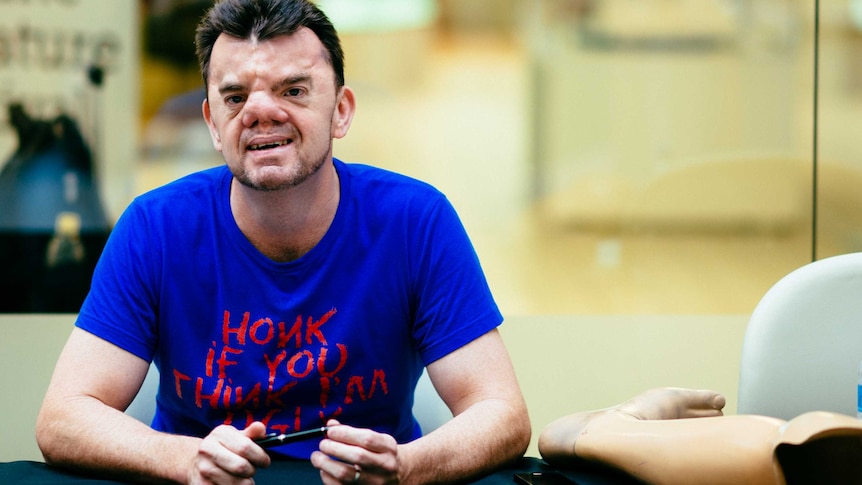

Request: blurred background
left=4, top=0, right=862, bottom=462
left=0, top=0, right=859, bottom=317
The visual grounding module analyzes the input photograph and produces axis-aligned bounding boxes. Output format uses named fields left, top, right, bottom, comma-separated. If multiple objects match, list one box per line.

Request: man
left=35, top=0, right=530, bottom=483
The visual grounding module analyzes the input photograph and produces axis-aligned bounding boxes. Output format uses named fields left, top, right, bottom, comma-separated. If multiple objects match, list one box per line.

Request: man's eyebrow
left=217, top=83, right=245, bottom=95
left=277, top=74, right=312, bottom=89
left=215, top=74, right=313, bottom=96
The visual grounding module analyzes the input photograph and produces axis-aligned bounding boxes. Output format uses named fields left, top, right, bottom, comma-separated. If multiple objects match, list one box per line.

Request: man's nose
left=241, top=92, right=288, bottom=127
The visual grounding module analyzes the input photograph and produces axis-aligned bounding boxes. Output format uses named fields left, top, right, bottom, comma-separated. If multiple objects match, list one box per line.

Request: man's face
left=203, top=27, right=353, bottom=191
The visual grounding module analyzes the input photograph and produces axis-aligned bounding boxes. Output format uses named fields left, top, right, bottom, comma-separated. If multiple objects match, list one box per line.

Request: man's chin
left=237, top=176, right=299, bottom=192
left=231, top=158, right=327, bottom=192
left=234, top=168, right=308, bottom=192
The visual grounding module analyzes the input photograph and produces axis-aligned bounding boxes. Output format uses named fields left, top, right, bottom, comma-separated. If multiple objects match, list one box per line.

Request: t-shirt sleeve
left=409, top=195, right=503, bottom=365
left=76, top=200, right=160, bottom=362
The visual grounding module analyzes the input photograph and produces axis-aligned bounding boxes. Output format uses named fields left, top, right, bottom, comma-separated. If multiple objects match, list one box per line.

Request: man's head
left=195, top=0, right=345, bottom=90
left=197, top=0, right=355, bottom=193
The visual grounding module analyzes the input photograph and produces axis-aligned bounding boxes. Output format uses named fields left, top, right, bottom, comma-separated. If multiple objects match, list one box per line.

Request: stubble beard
left=233, top=154, right=327, bottom=192
left=232, top=124, right=335, bottom=192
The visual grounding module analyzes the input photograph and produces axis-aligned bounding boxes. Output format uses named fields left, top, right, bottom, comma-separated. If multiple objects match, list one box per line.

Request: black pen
left=254, top=426, right=329, bottom=448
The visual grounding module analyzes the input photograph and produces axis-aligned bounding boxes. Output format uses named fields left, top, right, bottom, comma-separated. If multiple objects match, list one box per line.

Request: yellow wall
left=0, top=314, right=74, bottom=462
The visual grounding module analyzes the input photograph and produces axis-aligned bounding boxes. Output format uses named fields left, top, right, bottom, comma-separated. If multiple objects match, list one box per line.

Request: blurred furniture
left=737, top=252, right=862, bottom=419
left=538, top=157, right=808, bottom=232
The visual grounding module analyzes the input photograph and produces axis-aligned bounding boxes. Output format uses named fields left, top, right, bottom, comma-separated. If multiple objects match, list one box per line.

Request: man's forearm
left=398, top=397, right=531, bottom=484
left=36, top=396, right=199, bottom=484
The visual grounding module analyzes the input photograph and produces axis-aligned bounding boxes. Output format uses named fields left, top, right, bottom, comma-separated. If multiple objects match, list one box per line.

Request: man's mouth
left=248, top=139, right=292, bottom=151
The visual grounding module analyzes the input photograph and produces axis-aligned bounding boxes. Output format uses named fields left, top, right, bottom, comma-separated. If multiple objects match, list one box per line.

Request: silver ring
left=352, top=464, right=361, bottom=483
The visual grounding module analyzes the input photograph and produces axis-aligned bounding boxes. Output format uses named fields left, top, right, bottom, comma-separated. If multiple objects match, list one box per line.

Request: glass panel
left=816, top=0, right=862, bottom=259
left=520, top=0, right=815, bottom=313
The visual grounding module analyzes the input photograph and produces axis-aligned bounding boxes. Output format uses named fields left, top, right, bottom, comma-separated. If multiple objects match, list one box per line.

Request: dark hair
left=195, top=0, right=345, bottom=89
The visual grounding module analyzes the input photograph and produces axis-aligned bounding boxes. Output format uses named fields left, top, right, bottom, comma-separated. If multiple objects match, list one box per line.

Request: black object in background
left=0, top=104, right=110, bottom=312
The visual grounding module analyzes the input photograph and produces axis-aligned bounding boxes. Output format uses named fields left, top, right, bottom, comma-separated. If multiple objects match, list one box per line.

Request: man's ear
left=332, top=85, right=356, bottom=139
left=202, top=98, right=223, bottom=151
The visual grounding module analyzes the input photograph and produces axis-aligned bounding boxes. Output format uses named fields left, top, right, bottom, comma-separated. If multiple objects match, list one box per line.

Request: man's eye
left=226, top=95, right=244, bottom=104
left=286, top=88, right=303, bottom=97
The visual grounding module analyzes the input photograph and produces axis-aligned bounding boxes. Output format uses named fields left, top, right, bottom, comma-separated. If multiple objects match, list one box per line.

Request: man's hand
left=188, top=422, right=271, bottom=485
left=311, top=419, right=400, bottom=484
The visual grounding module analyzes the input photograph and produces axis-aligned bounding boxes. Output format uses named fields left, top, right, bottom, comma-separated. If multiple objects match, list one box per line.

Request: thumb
left=244, top=421, right=268, bottom=440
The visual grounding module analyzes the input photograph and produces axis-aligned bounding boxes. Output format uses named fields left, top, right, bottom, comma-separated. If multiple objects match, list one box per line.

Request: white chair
left=737, top=252, right=862, bottom=419
left=126, top=365, right=452, bottom=433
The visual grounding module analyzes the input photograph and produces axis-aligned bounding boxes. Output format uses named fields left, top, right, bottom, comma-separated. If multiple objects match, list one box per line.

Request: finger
left=202, top=425, right=269, bottom=475
left=241, top=422, right=271, bottom=467
left=198, top=435, right=256, bottom=479
left=192, top=463, right=256, bottom=485
left=325, top=423, right=397, bottom=454
left=311, top=450, right=360, bottom=484
left=318, top=433, right=367, bottom=467
left=191, top=463, right=256, bottom=485
left=243, top=421, right=269, bottom=440
left=318, top=468, right=340, bottom=485
left=318, top=435, right=398, bottom=479
left=217, top=423, right=269, bottom=468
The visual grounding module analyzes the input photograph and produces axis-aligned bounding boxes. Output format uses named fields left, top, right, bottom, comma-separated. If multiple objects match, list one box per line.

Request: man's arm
left=35, top=328, right=270, bottom=484
left=312, top=328, right=531, bottom=484
left=401, top=328, right=531, bottom=482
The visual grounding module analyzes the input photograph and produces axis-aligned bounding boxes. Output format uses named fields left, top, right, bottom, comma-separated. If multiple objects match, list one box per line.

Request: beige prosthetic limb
left=538, top=388, right=862, bottom=485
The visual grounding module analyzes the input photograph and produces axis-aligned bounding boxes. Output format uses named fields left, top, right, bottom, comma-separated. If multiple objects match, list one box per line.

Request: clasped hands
left=189, top=419, right=400, bottom=484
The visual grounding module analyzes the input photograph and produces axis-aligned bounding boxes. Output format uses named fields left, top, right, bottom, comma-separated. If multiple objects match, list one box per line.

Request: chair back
left=738, top=252, right=862, bottom=419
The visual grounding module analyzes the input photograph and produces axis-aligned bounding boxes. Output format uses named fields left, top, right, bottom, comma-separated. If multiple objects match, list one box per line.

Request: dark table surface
left=0, top=457, right=640, bottom=484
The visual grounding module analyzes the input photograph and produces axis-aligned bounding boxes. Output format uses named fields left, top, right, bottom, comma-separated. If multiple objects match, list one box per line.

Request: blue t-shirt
left=76, top=159, right=502, bottom=458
